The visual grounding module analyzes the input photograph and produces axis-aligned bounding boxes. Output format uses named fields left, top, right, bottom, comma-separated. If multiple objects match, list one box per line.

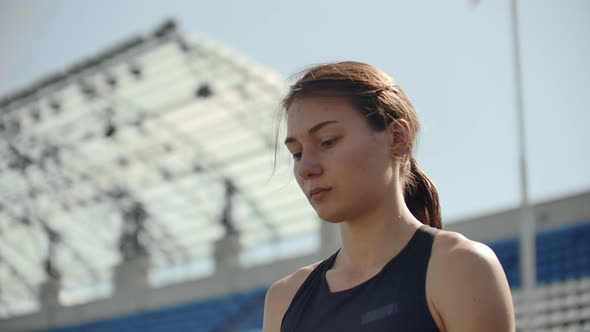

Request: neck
left=336, top=186, right=423, bottom=271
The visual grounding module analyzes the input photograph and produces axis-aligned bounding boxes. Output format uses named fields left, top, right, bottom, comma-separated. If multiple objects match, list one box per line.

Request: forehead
left=286, top=95, right=361, bottom=132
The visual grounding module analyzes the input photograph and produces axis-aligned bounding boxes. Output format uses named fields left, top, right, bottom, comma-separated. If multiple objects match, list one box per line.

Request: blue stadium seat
left=42, top=287, right=268, bottom=332
left=488, top=221, right=590, bottom=288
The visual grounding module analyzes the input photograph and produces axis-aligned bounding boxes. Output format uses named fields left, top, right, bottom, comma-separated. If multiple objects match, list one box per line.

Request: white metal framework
left=0, top=21, right=318, bottom=316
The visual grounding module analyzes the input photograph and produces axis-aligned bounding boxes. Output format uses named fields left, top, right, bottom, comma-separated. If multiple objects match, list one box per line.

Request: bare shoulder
left=266, top=261, right=320, bottom=304
left=431, top=230, right=498, bottom=265
left=427, top=230, right=515, bottom=332
left=262, top=261, right=322, bottom=332
left=429, top=229, right=508, bottom=292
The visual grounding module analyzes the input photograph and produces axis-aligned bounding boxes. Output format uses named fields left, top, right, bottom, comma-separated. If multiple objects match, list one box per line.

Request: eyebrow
left=284, top=120, right=339, bottom=145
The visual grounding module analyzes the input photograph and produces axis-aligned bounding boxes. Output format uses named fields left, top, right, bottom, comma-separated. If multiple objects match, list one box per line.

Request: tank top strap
left=323, top=248, right=340, bottom=270
left=414, top=224, right=440, bottom=247
left=408, top=224, right=440, bottom=266
left=418, top=224, right=441, bottom=237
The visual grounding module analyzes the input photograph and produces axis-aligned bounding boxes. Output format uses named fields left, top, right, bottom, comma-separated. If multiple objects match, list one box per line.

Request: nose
left=296, top=152, right=323, bottom=180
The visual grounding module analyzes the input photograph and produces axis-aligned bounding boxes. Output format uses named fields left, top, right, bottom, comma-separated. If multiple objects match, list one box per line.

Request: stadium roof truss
left=0, top=21, right=318, bottom=315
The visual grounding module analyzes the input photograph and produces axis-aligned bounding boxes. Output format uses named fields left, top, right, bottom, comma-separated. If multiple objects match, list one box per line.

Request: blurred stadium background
left=1, top=2, right=589, bottom=331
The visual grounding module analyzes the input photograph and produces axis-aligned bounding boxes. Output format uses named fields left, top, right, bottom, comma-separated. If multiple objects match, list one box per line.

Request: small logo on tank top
left=360, top=303, right=398, bottom=325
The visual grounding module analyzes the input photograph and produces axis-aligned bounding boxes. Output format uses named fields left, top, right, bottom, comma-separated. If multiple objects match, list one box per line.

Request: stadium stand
left=29, top=221, right=589, bottom=332
left=490, top=221, right=590, bottom=331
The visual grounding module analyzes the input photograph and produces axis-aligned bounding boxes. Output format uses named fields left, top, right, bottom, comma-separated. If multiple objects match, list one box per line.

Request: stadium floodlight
left=105, top=73, right=118, bottom=89
left=195, top=83, right=212, bottom=98
left=78, top=80, right=98, bottom=100
left=104, top=122, right=117, bottom=138
left=48, top=98, right=61, bottom=113
left=128, top=63, right=143, bottom=80
left=30, top=106, right=41, bottom=123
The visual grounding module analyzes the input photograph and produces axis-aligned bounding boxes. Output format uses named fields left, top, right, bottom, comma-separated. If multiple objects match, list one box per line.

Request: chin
left=314, top=207, right=346, bottom=224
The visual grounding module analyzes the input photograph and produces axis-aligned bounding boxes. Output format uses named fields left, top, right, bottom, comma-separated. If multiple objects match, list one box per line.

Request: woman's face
left=285, top=95, right=396, bottom=222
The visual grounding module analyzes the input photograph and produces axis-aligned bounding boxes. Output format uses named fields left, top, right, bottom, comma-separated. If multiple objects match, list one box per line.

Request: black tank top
left=281, top=225, right=440, bottom=332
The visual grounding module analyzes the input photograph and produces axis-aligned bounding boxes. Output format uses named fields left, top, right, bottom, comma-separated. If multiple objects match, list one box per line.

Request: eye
left=321, top=138, right=338, bottom=147
left=292, top=152, right=302, bottom=160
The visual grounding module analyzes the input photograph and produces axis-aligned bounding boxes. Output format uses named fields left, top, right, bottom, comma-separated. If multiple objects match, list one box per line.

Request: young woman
left=263, top=61, right=514, bottom=332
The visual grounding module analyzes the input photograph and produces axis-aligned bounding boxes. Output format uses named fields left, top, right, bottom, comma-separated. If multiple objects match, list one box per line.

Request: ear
left=386, top=119, right=411, bottom=158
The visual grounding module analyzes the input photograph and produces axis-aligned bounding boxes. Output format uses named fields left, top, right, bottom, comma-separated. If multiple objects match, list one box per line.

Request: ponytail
left=403, top=156, right=443, bottom=229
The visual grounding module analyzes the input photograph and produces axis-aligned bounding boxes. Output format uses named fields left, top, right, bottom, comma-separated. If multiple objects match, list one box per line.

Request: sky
left=0, top=0, right=588, bottom=223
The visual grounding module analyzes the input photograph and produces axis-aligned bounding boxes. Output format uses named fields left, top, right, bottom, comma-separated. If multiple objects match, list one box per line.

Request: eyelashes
left=291, top=138, right=339, bottom=160
left=320, top=138, right=337, bottom=147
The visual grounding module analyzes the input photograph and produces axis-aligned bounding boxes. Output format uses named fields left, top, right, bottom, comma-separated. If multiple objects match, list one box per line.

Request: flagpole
left=511, top=0, right=536, bottom=328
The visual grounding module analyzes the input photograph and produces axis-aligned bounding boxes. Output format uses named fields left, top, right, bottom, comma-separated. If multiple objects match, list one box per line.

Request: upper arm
left=262, top=264, right=317, bottom=332
left=429, top=233, right=515, bottom=332
left=263, top=280, right=290, bottom=332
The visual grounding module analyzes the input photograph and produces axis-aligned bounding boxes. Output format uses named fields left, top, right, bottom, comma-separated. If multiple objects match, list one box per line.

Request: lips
left=309, top=187, right=331, bottom=201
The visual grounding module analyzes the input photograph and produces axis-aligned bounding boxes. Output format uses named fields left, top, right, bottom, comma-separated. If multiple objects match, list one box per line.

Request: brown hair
left=276, top=61, right=442, bottom=229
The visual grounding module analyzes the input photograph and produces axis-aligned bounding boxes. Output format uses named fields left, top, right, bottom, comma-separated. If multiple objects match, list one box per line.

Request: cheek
left=293, top=164, right=302, bottom=185
left=342, top=142, right=392, bottom=185
left=295, top=169, right=303, bottom=188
